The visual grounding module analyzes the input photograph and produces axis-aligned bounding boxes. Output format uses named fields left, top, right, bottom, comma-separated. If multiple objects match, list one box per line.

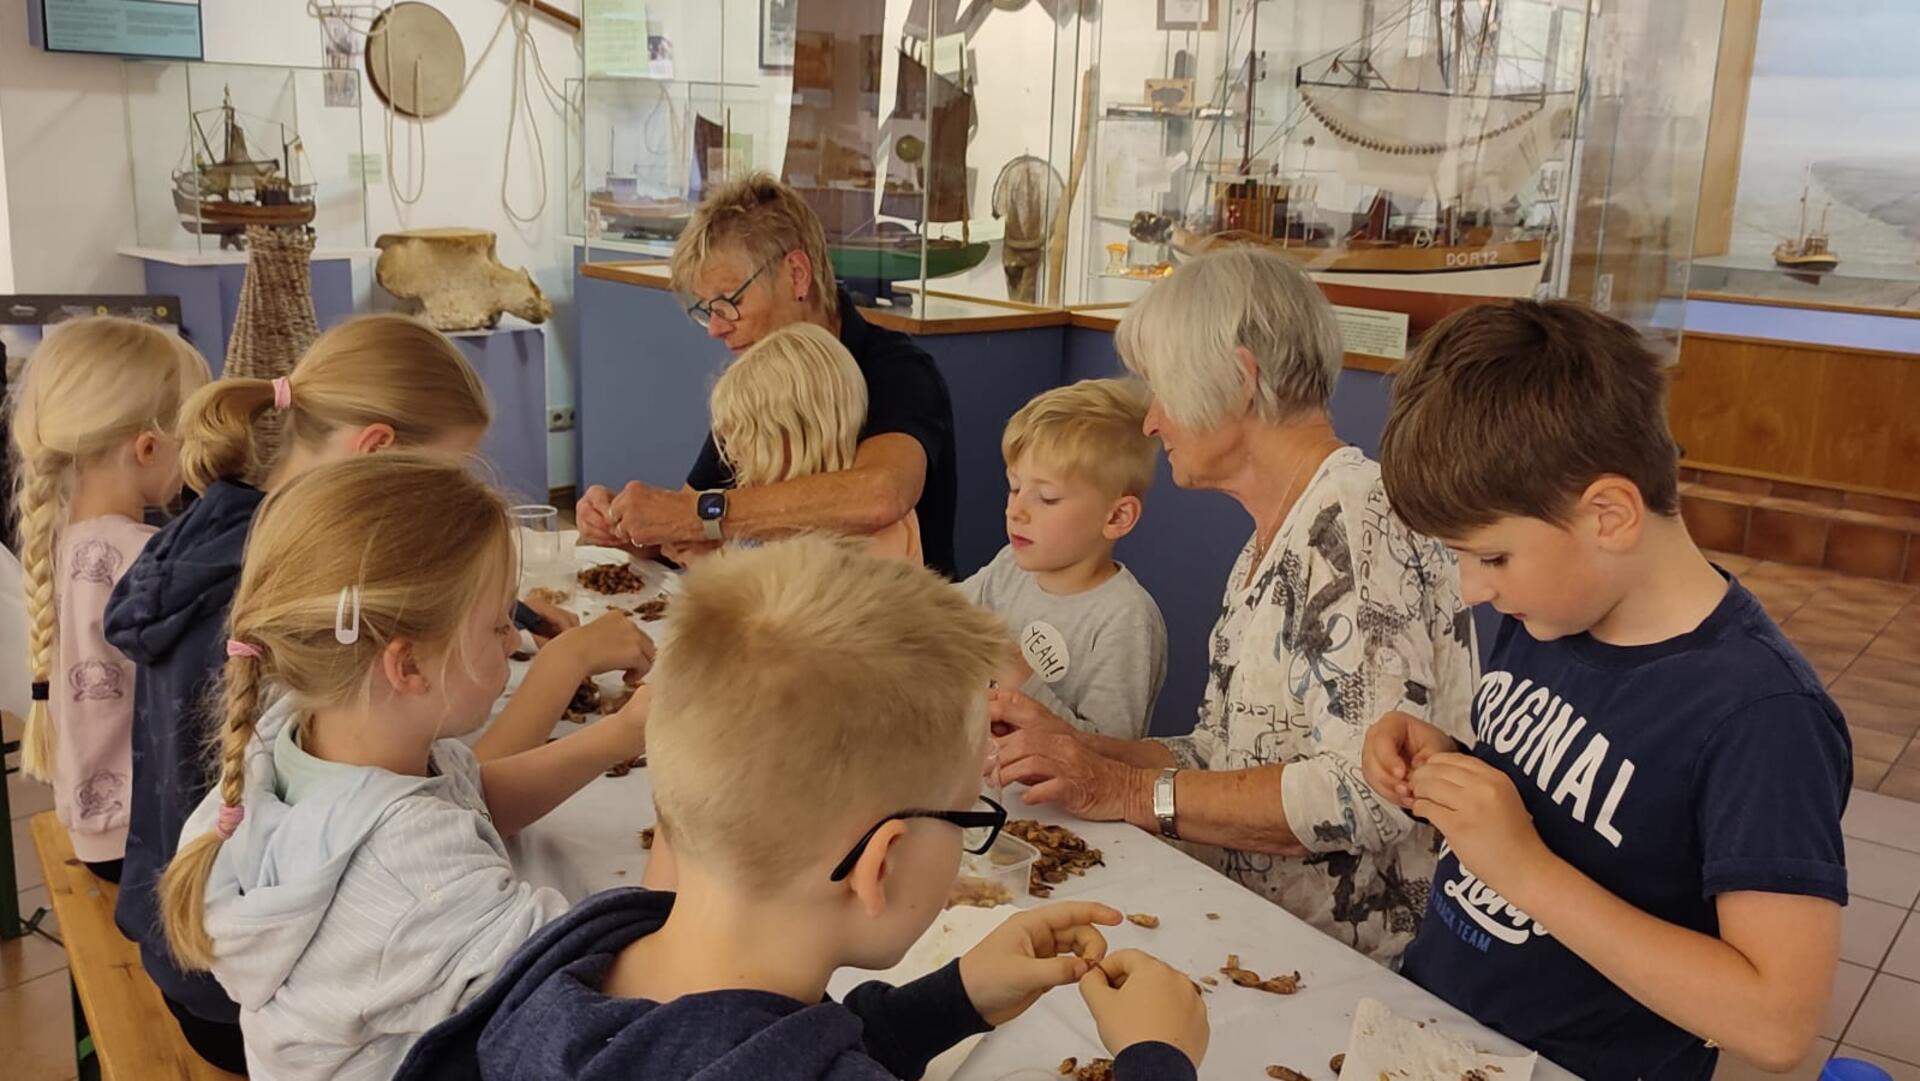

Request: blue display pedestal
left=450, top=320, right=550, bottom=504
left=574, top=270, right=1485, bottom=735
left=122, top=246, right=367, bottom=374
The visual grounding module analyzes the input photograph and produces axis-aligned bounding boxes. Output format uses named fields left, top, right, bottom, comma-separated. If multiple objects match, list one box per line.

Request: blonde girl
left=104, top=315, right=646, bottom=1074
left=7, top=316, right=209, bottom=878
left=709, top=322, right=921, bottom=561
left=158, top=453, right=650, bottom=1080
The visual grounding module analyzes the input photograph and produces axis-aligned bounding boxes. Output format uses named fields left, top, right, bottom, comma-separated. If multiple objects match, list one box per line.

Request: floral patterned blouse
left=1157, top=447, right=1479, bottom=963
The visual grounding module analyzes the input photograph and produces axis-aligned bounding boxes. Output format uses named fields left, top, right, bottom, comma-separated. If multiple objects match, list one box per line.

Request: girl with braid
left=158, top=453, right=651, bottom=1080
left=6, top=316, right=208, bottom=880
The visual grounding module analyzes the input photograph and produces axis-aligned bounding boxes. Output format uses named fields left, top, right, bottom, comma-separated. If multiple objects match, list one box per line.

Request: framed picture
left=760, top=0, right=796, bottom=70
left=1157, top=0, right=1218, bottom=31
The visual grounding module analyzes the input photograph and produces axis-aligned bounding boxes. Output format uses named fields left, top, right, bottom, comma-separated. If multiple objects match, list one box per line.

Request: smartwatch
left=1153, top=768, right=1180, bottom=840
left=696, top=489, right=727, bottom=541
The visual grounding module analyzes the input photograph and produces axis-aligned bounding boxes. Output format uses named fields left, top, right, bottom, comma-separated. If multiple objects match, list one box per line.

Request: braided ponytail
left=13, top=455, right=66, bottom=779
left=157, top=649, right=262, bottom=969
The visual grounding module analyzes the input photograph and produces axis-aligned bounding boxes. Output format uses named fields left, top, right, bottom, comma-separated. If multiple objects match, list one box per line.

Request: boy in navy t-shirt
left=1365, top=301, right=1850, bottom=1080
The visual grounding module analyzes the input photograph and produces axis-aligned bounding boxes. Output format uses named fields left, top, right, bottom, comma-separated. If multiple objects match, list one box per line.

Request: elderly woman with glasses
left=992, top=247, right=1479, bottom=964
left=576, top=173, right=961, bottom=576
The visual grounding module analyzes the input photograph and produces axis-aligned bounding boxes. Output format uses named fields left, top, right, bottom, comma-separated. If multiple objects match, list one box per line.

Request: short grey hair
left=1115, top=247, right=1345, bottom=430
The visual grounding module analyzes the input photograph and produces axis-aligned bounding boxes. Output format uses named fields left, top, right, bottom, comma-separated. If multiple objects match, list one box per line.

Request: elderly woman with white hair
left=993, top=247, right=1478, bottom=963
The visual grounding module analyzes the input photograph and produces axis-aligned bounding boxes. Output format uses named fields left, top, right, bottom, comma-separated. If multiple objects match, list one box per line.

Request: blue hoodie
left=103, top=478, right=265, bottom=1022
left=395, top=888, right=1198, bottom=1081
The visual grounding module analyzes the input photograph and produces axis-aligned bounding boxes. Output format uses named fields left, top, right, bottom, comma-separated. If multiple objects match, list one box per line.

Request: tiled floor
left=4, top=558, right=1919, bottom=1081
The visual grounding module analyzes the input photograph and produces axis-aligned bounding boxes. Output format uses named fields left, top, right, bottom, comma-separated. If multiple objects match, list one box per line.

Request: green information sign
left=36, top=0, right=203, bottom=60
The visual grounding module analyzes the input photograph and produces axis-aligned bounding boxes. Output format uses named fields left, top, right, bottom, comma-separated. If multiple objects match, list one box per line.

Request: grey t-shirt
left=959, top=546, right=1168, bottom=740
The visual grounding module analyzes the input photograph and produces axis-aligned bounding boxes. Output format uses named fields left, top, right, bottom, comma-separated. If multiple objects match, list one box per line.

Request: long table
left=498, top=541, right=1577, bottom=1080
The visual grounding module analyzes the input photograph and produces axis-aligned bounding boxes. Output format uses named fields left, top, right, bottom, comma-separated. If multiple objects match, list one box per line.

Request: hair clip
left=335, top=586, right=362, bottom=645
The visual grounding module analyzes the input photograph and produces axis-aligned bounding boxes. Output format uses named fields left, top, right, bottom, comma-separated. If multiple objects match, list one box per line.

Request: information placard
left=34, top=0, right=203, bottom=60
left=1332, top=304, right=1411, bottom=361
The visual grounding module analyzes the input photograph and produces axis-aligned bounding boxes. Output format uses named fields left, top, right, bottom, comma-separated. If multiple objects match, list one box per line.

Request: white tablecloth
left=498, top=541, right=1577, bottom=1081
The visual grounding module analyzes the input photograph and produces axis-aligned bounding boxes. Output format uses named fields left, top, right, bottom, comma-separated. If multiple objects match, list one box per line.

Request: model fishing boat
left=781, top=0, right=988, bottom=300
left=172, top=88, right=316, bottom=249
left=1172, top=0, right=1573, bottom=325
left=1773, top=167, right=1840, bottom=273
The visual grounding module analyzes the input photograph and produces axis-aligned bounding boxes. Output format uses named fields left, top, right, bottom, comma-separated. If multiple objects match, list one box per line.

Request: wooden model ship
left=781, top=0, right=988, bottom=296
left=1173, top=0, right=1571, bottom=325
left=1773, top=167, right=1840, bottom=273
left=172, top=88, right=316, bottom=249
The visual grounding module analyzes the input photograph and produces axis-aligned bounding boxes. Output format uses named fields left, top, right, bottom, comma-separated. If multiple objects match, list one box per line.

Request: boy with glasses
left=396, top=537, right=1209, bottom=1081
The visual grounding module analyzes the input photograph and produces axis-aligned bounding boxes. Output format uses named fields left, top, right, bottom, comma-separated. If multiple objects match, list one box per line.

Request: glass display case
left=121, top=60, right=369, bottom=254
left=1686, top=0, right=1920, bottom=315
left=579, top=0, right=1079, bottom=317
left=1069, top=0, right=1591, bottom=321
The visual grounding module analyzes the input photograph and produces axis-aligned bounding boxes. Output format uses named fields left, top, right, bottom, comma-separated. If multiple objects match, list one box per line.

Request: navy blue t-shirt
left=1401, top=575, right=1850, bottom=1081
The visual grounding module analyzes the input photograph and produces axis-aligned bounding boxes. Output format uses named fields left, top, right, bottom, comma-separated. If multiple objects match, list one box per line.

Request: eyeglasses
left=686, top=263, right=771, bottom=328
left=829, top=794, right=1009, bottom=882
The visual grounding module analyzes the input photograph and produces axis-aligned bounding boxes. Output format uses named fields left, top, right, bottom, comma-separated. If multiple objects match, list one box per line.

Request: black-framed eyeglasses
left=686, top=263, right=771, bottom=327
left=829, top=794, right=1008, bottom=882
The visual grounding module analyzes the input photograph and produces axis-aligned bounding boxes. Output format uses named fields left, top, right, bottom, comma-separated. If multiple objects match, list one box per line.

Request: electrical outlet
left=547, top=406, right=576, bottom=432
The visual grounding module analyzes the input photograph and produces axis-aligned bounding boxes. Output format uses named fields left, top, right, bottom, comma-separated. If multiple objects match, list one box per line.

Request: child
left=394, top=537, right=1209, bottom=1081
left=105, top=315, right=649, bottom=1073
left=157, top=452, right=652, bottom=1079
left=1364, top=300, right=1848, bottom=1079
left=961, top=379, right=1167, bottom=739
left=6, top=316, right=209, bottom=880
left=709, top=321, right=922, bottom=562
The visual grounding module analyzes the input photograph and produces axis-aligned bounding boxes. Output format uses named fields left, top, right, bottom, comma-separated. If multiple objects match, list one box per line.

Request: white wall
left=0, top=99, right=12, bottom=293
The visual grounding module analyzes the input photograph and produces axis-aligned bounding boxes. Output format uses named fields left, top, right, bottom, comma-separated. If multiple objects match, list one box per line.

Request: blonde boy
left=962, top=379, right=1168, bottom=739
left=395, top=537, right=1210, bottom=1081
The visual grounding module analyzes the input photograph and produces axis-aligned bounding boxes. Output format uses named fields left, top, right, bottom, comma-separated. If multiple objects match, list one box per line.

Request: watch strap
left=1153, top=768, right=1179, bottom=840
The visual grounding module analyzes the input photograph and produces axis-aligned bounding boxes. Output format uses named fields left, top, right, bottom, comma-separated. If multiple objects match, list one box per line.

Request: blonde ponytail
left=176, top=315, right=492, bottom=493
left=5, top=317, right=210, bottom=781
left=157, top=451, right=514, bottom=968
left=157, top=650, right=262, bottom=969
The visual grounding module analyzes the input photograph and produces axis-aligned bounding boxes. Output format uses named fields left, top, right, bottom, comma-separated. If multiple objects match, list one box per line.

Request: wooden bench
left=30, top=812, right=245, bottom=1081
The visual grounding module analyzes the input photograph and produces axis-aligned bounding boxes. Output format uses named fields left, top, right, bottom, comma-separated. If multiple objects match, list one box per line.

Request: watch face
left=697, top=492, right=726, bottom=521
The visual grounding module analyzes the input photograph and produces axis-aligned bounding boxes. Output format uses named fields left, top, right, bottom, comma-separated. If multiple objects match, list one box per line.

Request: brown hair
left=1379, top=299, right=1680, bottom=539
left=669, top=172, right=839, bottom=318
left=178, top=315, right=491, bottom=493
left=6, top=317, right=209, bottom=779
left=157, top=452, right=514, bottom=968
left=1003, top=378, right=1157, bottom=498
left=647, top=536, right=1004, bottom=890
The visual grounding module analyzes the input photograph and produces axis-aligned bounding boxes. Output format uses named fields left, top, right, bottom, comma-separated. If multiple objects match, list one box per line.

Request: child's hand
left=1364, top=710, right=1458, bottom=809
left=604, top=683, right=652, bottom=754
left=519, top=592, right=580, bottom=643
left=987, top=687, right=1074, bottom=739
left=958, top=901, right=1122, bottom=1026
left=556, top=611, right=656, bottom=685
left=1409, top=752, right=1552, bottom=891
left=1078, top=949, right=1209, bottom=1067
left=577, top=485, right=622, bottom=547
left=993, top=638, right=1033, bottom=691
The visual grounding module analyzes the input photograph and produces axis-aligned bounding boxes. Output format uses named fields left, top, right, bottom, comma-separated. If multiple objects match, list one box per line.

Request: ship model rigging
left=1772, top=165, right=1840, bottom=275
left=172, top=88, right=317, bottom=250
left=1170, top=0, right=1575, bottom=324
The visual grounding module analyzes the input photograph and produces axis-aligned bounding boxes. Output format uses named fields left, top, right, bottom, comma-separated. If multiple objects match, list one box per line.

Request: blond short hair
left=710, top=323, right=865, bottom=487
left=7, top=317, right=210, bottom=779
left=1003, top=378, right=1156, bottom=498
left=1115, top=247, right=1343, bottom=430
left=670, top=172, right=839, bottom=318
left=648, top=536, right=1005, bottom=889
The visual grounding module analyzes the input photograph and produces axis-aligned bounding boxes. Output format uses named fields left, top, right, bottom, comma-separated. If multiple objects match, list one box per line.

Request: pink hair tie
left=214, top=803, right=245, bottom=840
left=225, top=639, right=262, bottom=659
left=271, top=376, right=293, bottom=411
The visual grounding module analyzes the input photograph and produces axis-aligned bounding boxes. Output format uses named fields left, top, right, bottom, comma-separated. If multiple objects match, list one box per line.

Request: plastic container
left=948, top=833, right=1038, bottom=909
left=1820, top=1060, right=1893, bottom=1081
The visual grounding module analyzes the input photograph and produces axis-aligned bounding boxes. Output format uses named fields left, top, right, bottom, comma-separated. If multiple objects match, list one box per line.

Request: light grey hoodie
left=179, top=697, right=568, bottom=1080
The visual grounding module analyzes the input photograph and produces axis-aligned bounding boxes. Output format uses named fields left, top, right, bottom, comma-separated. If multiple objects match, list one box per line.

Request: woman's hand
left=995, top=729, right=1147, bottom=822
left=988, top=687, right=1074, bottom=739
left=1363, top=709, right=1459, bottom=810
left=958, top=902, right=1121, bottom=1026
left=577, top=485, right=621, bottom=546
left=1078, top=949, right=1210, bottom=1067
left=554, top=610, right=656, bottom=686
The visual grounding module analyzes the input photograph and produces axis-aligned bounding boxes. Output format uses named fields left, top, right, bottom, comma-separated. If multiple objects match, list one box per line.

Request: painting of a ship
left=1773, top=166, right=1840, bottom=274
left=172, top=88, right=316, bottom=249
left=781, top=0, right=988, bottom=300
left=1171, top=0, right=1575, bottom=326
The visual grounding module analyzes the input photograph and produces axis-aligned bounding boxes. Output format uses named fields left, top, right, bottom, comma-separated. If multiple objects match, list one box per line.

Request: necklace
left=1246, top=438, right=1346, bottom=587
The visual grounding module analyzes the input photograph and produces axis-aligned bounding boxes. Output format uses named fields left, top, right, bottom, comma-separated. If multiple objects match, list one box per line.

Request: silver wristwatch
left=1153, top=768, right=1180, bottom=840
